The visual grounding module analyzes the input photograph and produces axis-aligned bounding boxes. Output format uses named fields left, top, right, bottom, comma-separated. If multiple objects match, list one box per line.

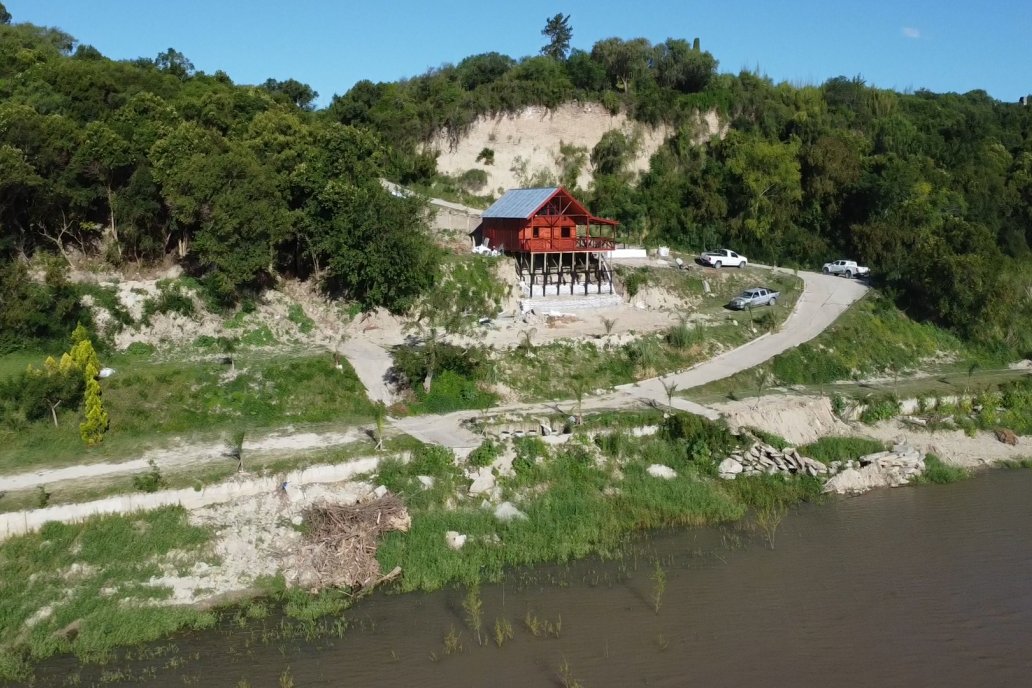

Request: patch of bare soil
left=713, top=395, right=857, bottom=445
left=861, top=422, right=1029, bottom=468
left=149, top=477, right=379, bottom=605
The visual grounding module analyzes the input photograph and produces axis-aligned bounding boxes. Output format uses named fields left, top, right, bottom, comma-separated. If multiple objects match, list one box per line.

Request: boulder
left=858, top=451, right=891, bottom=466
left=445, top=531, right=467, bottom=550
left=718, top=458, right=744, bottom=480
left=647, top=464, right=678, bottom=480
left=417, top=475, right=435, bottom=489
left=995, top=428, right=1019, bottom=446
left=468, top=467, right=496, bottom=496
left=823, top=467, right=881, bottom=495
left=494, top=502, right=528, bottom=522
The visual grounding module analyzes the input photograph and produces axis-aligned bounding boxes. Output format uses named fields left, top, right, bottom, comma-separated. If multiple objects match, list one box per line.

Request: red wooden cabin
left=477, top=186, right=617, bottom=253
left=474, top=187, right=618, bottom=298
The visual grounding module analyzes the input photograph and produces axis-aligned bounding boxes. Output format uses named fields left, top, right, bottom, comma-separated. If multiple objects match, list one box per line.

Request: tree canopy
left=1, top=13, right=1031, bottom=358
left=540, top=13, right=573, bottom=61
left=0, top=17, right=439, bottom=348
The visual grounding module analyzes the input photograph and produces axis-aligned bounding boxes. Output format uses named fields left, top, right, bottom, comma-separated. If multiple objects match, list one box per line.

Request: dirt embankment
left=715, top=394, right=1029, bottom=468
left=428, top=103, right=725, bottom=193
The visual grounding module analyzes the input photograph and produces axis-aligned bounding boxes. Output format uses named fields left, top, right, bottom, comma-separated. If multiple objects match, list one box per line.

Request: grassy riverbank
left=0, top=411, right=838, bottom=680
left=5, top=406, right=1022, bottom=682
left=376, top=413, right=830, bottom=592
left=0, top=507, right=216, bottom=680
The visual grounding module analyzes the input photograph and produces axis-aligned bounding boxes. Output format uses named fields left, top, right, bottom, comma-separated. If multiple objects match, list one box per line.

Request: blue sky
left=6, top=0, right=1030, bottom=107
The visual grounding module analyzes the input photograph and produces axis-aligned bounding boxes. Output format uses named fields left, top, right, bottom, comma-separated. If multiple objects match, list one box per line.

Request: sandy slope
left=428, top=103, right=725, bottom=192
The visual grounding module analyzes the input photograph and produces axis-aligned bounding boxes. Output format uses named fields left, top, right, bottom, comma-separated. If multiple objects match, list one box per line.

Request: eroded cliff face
left=426, top=103, right=725, bottom=193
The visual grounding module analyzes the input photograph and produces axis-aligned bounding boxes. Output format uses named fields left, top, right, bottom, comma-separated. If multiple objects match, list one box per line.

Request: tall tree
left=591, top=37, right=652, bottom=92
left=259, top=78, right=319, bottom=110
left=153, top=48, right=193, bottom=80
left=540, top=13, right=572, bottom=61
left=0, top=3, right=11, bottom=25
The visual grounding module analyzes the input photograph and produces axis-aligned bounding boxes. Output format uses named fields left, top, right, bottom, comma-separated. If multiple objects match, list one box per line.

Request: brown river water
left=25, top=469, right=1032, bottom=687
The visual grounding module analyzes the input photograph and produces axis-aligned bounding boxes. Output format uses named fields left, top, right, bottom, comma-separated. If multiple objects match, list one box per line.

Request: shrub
left=859, top=395, right=900, bottom=424
left=457, top=168, right=488, bottom=192
left=621, top=267, right=650, bottom=298
left=799, top=436, right=886, bottom=463
left=409, top=444, right=456, bottom=478
left=476, top=147, right=495, bottom=165
left=661, top=413, right=740, bottom=457
left=467, top=438, right=501, bottom=468
left=665, top=322, right=702, bottom=349
left=917, top=454, right=967, bottom=484
left=420, top=370, right=495, bottom=413
left=132, top=460, right=167, bottom=493
left=392, top=343, right=490, bottom=389
left=142, top=280, right=196, bottom=323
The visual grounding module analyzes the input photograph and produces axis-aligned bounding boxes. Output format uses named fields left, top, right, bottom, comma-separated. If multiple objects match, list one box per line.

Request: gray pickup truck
left=728, top=287, right=779, bottom=310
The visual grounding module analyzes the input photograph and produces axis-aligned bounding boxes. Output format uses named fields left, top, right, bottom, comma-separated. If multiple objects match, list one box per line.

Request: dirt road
left=393, top=269, right=868, bottom=447
left=1, top=269, right=866, bottom=489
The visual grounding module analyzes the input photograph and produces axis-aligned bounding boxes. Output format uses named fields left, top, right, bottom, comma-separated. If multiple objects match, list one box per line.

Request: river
left=26, top=469, right=1032, bottom=687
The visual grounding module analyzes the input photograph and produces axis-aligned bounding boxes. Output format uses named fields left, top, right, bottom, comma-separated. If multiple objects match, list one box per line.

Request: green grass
left=376, top=413, right=822, bottom=593
left=798, top=436, right=887, bottom=463
left=0, top=351, right=375, bottom=474
left=0, top=507, right=215, bottom=681
left=287, top=304, right=316, bottom=334
left=688, top=293, right=1005, bottom=402
left=914, top=454, right=968, bottom=484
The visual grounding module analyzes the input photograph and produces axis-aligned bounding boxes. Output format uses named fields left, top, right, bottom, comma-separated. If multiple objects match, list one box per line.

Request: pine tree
left=80, top=377, right=109, bottom=445
left=66, top=326, right=109, bottom=444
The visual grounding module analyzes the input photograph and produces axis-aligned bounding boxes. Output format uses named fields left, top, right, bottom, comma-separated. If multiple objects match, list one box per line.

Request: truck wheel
left=846, top=270, right=854, bottom=278
left=714, top=261, right=722, bottom=269
left=738, top=261, right=747, bottom=269
left=822, top=266, right=830, bottom=274
left=768, top=297, right=777, bottom=306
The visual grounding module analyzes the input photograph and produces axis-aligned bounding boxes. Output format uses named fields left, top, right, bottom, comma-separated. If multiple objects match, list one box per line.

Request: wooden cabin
left=474, top=187, right=618, bottom=298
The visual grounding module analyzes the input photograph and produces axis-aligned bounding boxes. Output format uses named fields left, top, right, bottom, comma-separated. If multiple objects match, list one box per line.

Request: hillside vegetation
left=1, top=6, right=1031, bottom=362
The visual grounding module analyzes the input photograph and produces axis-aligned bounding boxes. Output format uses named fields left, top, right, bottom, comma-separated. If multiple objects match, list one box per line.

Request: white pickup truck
left=822, top=259, right=869, bottom=278
left=699, top=248, right=748, bottom=269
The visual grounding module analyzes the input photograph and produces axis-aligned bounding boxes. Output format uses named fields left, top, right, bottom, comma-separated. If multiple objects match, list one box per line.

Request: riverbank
left=2, top=399, right=1027, bottom=682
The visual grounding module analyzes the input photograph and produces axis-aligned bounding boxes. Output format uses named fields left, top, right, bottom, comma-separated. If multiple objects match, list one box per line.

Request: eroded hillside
left=427, top=103, right=725, bottom=193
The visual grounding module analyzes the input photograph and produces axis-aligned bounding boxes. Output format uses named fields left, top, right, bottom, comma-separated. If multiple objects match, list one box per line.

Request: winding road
left=1, top=268, right=867, bottom=492
left=393, top=268, right=868, bottom=447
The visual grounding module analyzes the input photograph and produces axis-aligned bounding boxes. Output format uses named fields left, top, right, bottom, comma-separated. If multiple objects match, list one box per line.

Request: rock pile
left=822, top=444, right=925, bottom=495
left=718, top=443, right=829, bottom=479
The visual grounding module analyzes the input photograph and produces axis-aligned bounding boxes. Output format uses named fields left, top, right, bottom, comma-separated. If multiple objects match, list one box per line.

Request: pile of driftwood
left=291, top=494, right=410, bottom=591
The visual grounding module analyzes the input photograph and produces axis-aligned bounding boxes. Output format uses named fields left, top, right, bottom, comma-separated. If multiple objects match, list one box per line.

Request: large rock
left=718, top=458, right=744, bottom=480
left=995, top=428, right=1018, bottom=446
left=467, top=467, right=496, bottom=497
left=445, top=531, right=467, bottom=550
left=493, top=502, right=528, bottom=522
left=823, top=445, right=925, bottom=494
left=647, top=464, right=678, bottom=480
left=823, top=467, right=881, bottom=495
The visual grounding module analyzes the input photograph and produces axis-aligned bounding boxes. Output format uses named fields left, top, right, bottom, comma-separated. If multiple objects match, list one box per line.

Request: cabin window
left=531, top=228, right=541, bottom=239
left=560, top=227, right=571, bottom=238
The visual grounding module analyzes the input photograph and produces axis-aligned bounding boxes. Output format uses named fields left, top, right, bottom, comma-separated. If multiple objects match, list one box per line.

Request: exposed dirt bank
left=428, top=103, right=725, bottom=192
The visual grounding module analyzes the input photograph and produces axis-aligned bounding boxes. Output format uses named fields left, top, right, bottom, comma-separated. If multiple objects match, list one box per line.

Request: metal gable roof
left=480, top=187, right=560, bottom=219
